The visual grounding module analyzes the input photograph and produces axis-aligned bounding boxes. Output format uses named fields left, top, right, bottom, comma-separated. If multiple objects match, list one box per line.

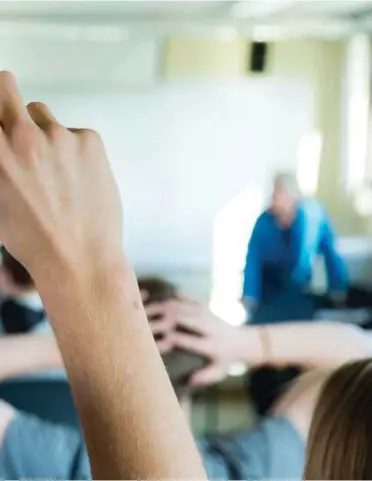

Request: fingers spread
left=171, top=331, right=211, bottom=357
left=175, top=313, right=206, bottom=335
left=0, top=72, right=31, bottom=135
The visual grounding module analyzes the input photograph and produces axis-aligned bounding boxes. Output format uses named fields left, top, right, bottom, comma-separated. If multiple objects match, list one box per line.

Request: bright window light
left=229, top=363, right=247, bottom=377
left=210, top=186, right=264, bottom=326
left=297, top=130, right=322, bottom=196
left=344, top=35, right=370, bottom=192
left=354, top=183, right=372, bottom=216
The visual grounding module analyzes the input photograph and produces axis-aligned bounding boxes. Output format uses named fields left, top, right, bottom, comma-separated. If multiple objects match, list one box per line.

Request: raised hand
left=0, top=72, right=122, bottom=278
left=0, top=72, right=205, bottom=479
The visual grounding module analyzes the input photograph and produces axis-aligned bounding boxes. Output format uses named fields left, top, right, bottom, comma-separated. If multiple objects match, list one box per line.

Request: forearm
left=0, top=334, right=62, bottom=380
left=35, top=256, right=205, bottom=480
left=239, top=322, right=372, bottom=369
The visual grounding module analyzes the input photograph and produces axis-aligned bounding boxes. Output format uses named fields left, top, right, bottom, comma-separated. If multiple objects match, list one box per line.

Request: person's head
left=138, top=276, right=178, bottom=307
left=304, top=358, right=372, bottom=480
left=0, top=245, right=35, bottom=293
left=137, top=276, right=204, bottom=399
left=271, top=172, right=302, bottom=221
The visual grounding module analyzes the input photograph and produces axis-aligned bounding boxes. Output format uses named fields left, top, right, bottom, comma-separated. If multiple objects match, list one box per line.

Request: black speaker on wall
left=250, top=42, right=269, bottom=73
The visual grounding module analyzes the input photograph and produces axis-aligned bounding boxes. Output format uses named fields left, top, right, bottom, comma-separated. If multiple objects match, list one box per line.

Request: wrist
left=236, top=326, right=265, bottom=367
left=33, top=251, right=136, bottom=322
left=33, top=245, right=128, bottom=291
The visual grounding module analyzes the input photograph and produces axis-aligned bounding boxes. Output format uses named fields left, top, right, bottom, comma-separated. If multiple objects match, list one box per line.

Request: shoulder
left=254, top=211, right=274, bottom=231
left=298, top=198, right=325, bottom=223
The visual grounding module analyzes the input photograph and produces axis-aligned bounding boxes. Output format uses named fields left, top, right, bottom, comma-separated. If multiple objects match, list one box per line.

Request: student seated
left=0, top=288, right=370, bottom=479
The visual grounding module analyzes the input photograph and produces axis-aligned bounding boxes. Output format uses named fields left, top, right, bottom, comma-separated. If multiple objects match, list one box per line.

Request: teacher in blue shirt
left=242, top=172, right=349, bottom=319
left=243, top=172, right=349, bottom=417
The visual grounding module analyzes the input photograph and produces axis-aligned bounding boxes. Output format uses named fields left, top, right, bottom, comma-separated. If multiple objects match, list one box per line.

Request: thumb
left=190, top=363, right=226, bottom=387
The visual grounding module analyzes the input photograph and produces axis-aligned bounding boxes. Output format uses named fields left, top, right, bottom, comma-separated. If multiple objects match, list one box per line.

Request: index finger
left=0, top=72, right=31, bottom=134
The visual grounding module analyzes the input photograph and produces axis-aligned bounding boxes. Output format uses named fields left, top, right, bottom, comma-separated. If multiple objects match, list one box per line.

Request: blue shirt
left=243, top=199, right=349, bottom=303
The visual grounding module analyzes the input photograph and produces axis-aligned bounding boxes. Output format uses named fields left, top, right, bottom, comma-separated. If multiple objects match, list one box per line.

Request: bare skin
left=167, top=298, right=372, bottom=385
left=0, top=310, right=369, bottom=389
left=0, top=72, right=205, bottom=480
left=0, top=305, right=370, bottom=443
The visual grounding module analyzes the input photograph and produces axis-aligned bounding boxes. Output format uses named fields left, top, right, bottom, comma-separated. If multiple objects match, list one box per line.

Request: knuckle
left=73, top=128, right=104, bottom=156
left=47, top=122, right=66, bottom=140
left=80, top=128, right=103, bottom=146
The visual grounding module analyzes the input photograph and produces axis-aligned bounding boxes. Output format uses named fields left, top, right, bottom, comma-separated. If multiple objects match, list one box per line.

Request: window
left=344, top=35, right=371, bottom=193
left=210, top=186, right=264, bottom=326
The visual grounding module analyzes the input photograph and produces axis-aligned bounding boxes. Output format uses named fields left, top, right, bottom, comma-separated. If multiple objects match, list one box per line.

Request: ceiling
left=0, top=1, right=370, bottom=19
left=1, top=1, right=372, bottom=39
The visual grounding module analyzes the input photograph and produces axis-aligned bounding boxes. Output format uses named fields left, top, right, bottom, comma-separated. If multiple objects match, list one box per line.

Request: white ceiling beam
left=230, top=1, right=297, bottom=19
left=0, top=17, right=357, bottom=41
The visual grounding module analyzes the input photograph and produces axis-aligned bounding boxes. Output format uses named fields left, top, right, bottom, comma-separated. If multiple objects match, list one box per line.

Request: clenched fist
left=0, top=71, right=122, bottom=277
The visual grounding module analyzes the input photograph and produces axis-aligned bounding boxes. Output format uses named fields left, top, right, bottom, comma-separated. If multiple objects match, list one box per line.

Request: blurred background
left=2, top=0, right=372, bottom=434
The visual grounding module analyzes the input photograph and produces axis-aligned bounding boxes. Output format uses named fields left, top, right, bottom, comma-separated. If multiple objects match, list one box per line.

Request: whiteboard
left=24, top=79, right=313, bottom=269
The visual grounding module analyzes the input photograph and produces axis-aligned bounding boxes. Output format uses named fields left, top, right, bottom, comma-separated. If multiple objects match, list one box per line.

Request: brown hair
left=1, top=246, right=34, bottom=288
left=138, top=276, right=177, bottom=307
left=304, top=358, right=372, bottom=480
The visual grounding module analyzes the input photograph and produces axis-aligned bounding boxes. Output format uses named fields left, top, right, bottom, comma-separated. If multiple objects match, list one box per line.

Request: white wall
left=1, top=36, right=159, bottom=87
left=23, top=80, right=313, bottom=270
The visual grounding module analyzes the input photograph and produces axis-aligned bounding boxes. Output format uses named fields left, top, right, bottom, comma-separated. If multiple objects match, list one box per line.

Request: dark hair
left=137, top=276, right=205, bottom=396
left=137, top=276, right=177, bottom=306
left=304, top=358, right=372, bottom=480
left=1, top=246, right=34, bottom=288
